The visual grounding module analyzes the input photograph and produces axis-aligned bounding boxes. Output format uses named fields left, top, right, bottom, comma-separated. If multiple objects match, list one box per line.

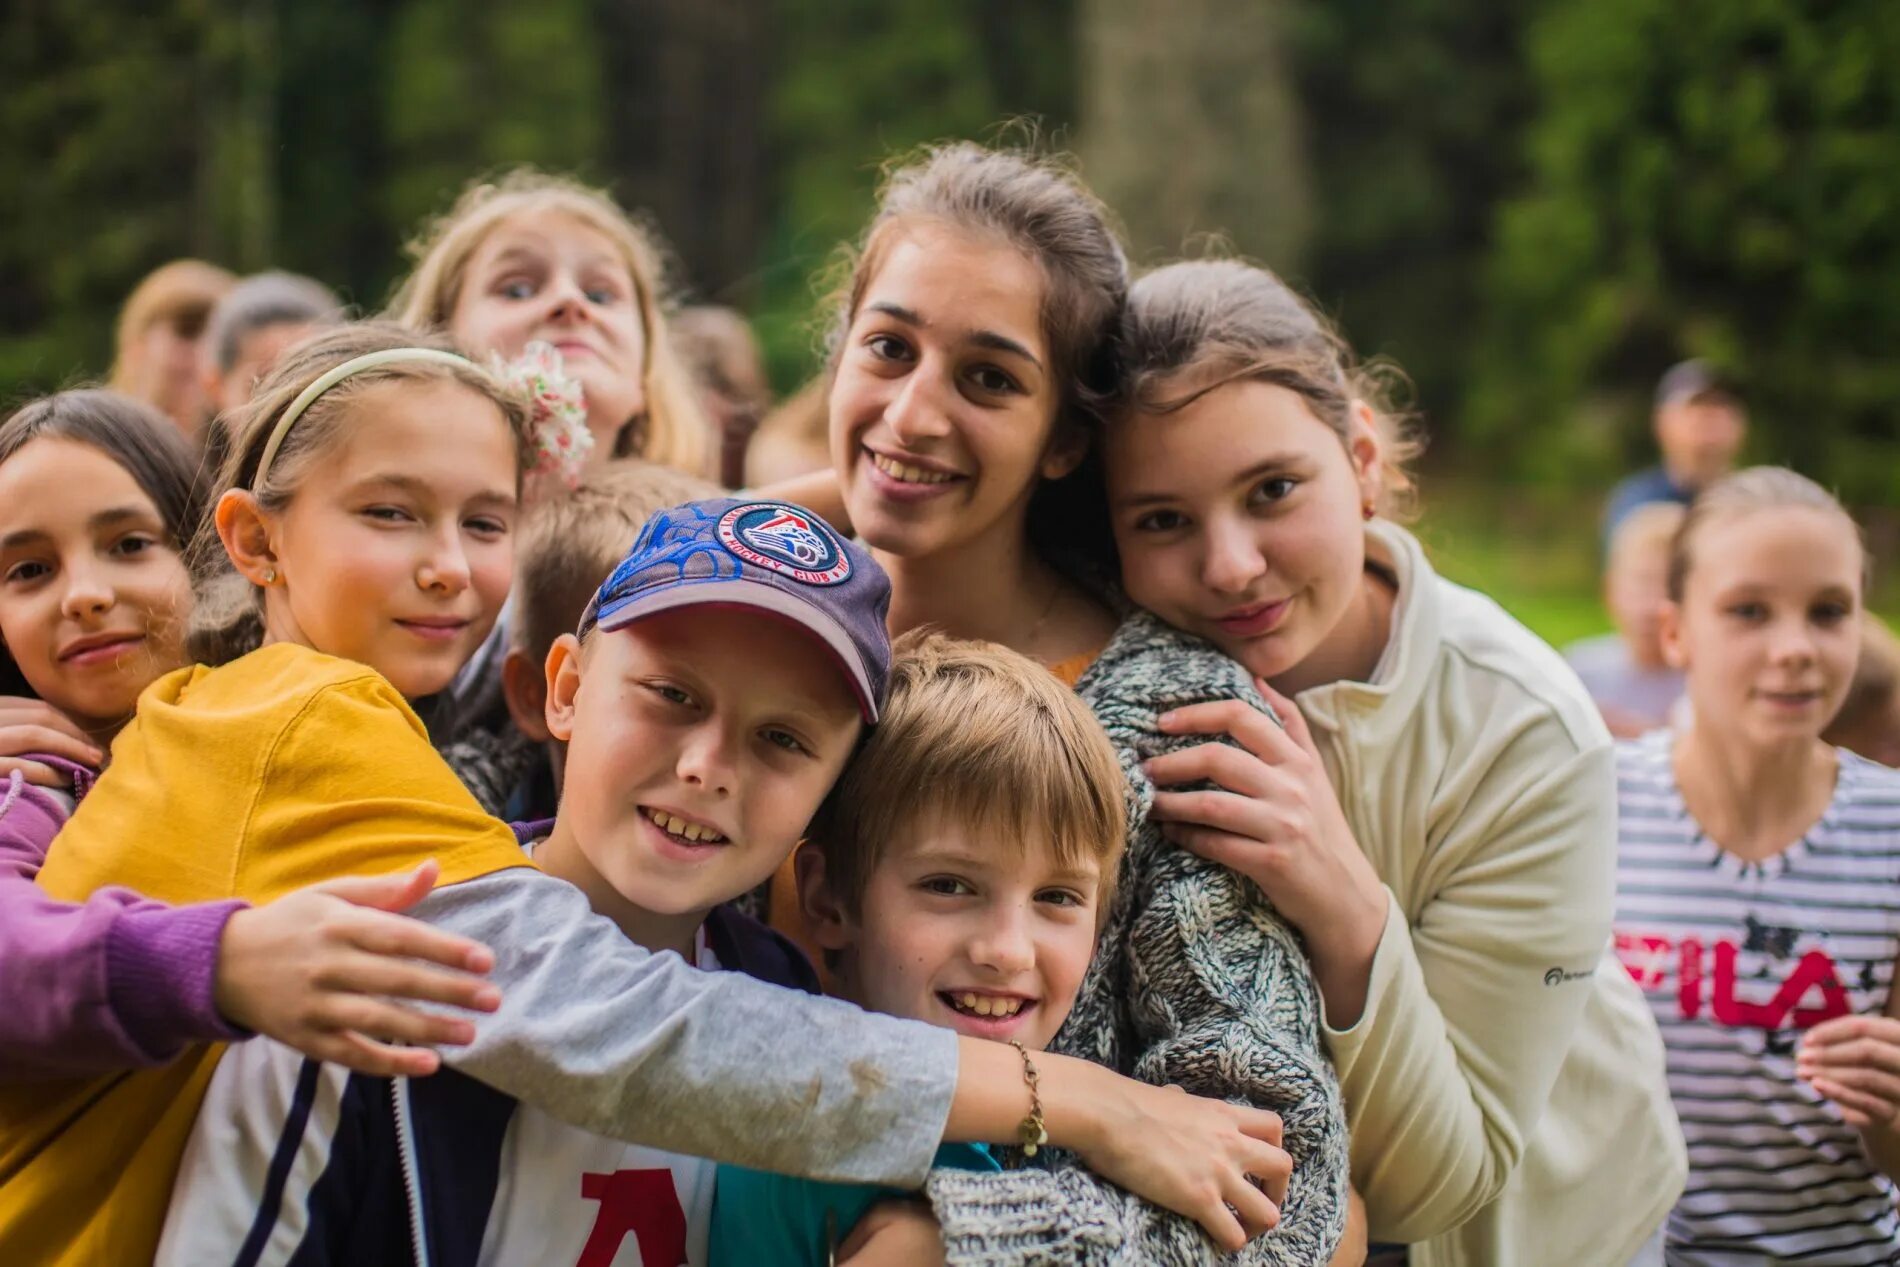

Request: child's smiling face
left=0, top=438, right=192, bottom=735
left=247, top=379, right=519, bottom=700
left=1663, top=506, right=1862, bottom=747
left=809, top=816, right=1106, bottom=1052
left=544, top=606, right=864, bottom=931
left=1104, top=378, right=1383, bottom=694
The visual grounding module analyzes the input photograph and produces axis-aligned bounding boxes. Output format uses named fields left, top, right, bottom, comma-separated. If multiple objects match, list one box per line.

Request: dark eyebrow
left=864, top=302, right=1043, bottom=371
left=1, top=505, right=155, bottom=550
left=1112, top=454, right=1307, bottom=511
left=90, top=505, right=159, bottom=530
left=352, top=473, right=516, bottom=512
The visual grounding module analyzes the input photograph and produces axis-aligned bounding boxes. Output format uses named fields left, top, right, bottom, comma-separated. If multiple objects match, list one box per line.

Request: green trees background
left=4, top=0, right=1897, bottom=501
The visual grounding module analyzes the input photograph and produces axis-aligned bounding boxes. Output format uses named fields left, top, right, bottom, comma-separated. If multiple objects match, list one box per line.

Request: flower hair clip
left=493, top=341, right=594, bottom=488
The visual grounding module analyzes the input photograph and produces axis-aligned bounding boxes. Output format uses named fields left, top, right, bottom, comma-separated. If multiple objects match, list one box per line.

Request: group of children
left=0, top=140, right=1897, bottom=1267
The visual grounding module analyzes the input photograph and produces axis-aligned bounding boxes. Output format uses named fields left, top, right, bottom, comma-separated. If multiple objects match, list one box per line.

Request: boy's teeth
left=952, top=993, right=1023, bottom=1018
left=644, top=808, right=724, bottom=844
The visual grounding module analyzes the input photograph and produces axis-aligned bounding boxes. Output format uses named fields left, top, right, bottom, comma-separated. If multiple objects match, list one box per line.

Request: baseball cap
left=1655, top=359, right=1736, bottom=408
left=577, top=498, right=893, bottom=722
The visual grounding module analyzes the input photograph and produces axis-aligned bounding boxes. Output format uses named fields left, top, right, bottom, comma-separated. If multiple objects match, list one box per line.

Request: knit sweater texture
left=925, top=609, right=1351, bottom=1264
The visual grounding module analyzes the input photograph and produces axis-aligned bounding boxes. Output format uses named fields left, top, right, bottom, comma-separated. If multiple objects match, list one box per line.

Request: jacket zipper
left=391, top=1076, right=433, bottom=1267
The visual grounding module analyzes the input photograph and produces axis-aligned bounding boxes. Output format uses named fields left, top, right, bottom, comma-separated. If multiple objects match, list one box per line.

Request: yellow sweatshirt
left=1300, top=524, right=1685, bottom=1267
left=0, top=643, right=529, bottom=1267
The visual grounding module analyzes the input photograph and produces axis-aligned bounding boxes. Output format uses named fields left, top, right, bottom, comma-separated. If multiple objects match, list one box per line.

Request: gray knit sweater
left=925, top=611, right=1351, bottom=1264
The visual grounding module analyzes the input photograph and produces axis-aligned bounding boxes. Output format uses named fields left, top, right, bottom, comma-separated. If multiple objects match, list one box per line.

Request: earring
left=261, top=567, right=277, bottom=585
left=1362, top=501, right=1377, bottom=521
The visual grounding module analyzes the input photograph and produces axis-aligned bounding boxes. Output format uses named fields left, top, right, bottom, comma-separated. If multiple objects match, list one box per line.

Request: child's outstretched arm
left=0, top=772, right=497, bottom=1081
left=0, top=768, right=245, bottom=1078
left=412, top=868, right=1289, bottom=1250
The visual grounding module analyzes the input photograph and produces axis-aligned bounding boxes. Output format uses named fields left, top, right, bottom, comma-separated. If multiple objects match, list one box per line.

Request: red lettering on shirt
left=1617, top=932, right=1850, bottom=1029
left=577, top=1169, right=688, bottom=1267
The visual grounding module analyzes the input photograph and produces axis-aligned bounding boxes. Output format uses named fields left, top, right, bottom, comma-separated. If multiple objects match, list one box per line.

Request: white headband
left=252, top=347, right=480, bottom=493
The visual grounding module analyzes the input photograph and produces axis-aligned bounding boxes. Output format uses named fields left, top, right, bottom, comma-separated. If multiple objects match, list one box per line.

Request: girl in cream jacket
left=1093, top=258, right=1685, bottom=1267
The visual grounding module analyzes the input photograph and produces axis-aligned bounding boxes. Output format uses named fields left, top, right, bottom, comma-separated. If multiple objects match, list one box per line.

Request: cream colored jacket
left=1296, top=523, right=1685, bottom=1267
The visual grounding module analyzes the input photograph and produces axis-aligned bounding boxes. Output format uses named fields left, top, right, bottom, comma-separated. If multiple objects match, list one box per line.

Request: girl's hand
left=214, top=861, right=501, bottom=1078
left=0, top=696, right=103, bottom=787
left=1798, top=1015, right=1900, bottom=1130
left=837, top=1199, right=944, bottom=1266
left=1049, top=1056, right=1290, bottom=1252
left=1145, top=681, right=1388, bottom=1024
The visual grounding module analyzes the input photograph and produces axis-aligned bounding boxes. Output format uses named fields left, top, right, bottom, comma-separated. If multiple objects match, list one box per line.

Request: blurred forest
left=4, top=0, right=1899, bottom=507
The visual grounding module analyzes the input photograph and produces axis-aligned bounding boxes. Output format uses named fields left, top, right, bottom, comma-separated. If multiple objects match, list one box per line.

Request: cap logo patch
left=717, top=503, right=851, bottom=585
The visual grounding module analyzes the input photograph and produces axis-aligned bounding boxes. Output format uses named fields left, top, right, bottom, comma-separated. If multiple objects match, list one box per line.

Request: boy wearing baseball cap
left=161, top=498, right=895, bottom=1265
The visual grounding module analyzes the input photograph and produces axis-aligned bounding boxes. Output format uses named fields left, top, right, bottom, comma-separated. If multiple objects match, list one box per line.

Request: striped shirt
left=1615, top=730, right=1900, bottom=1266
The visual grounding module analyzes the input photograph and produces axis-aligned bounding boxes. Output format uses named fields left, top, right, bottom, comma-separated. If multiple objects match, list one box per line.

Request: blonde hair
left=187, top=321, right=533, bottom=664
left=1113, top=258, right=1424, bottom=521
left=1607, top=502, right=1686, bottom=574
left=388, top=168, right=709, bottom=478
left=110, top=259, right=237, bottom=388
left=513, top=459, right=719, bottom=663
left=1666, top=466, right=1865, bottom=603
left=807, top=631, right=1128, bottom=921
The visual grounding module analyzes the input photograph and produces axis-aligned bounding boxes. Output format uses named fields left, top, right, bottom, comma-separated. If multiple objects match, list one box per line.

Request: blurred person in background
left=673, top=303, right=771, bottom=488
left=1824, top=614, right=1900, bottom=768
left=1604, top=359, right=1746, bottom=543
left=1566, top=502, right=1687, bottom=738
left=199, top=271, right=343, bottom=417
left=197, top=272, right=345, bottom=479
left=746, top=375, right=832, bottom=487
left=108, top=260, right=236, bottom=440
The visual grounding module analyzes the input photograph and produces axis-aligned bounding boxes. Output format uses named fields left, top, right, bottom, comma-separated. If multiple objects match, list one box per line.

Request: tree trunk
left=1078, top=0, right=1310, bottom=270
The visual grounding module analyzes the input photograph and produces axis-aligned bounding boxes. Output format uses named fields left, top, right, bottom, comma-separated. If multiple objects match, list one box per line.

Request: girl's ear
left=1658, top=600, right=1689, bottom=671
left=215, top=490, right=278, bottom=586
left=1348, top=400, right=1384, bottom=512
left=794, top=846, right=856, bottom=953
left=543, top=635, right=584, bottom=742
left=1039, top=417, right=1090, bottom=482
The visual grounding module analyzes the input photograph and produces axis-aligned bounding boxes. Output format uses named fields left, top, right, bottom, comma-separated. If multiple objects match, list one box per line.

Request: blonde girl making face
left=390, top=169, right=710, bottom=480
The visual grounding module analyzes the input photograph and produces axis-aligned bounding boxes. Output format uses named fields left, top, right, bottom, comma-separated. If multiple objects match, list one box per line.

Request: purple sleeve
left=0, top=768, right=248, bottom=1080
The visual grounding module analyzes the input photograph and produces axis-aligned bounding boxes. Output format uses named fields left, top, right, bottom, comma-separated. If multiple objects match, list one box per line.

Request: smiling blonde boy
left=711, top=632, right=1128, bottom=1266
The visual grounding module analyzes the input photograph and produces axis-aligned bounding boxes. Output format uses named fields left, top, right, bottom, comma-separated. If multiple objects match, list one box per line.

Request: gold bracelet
left=1008, top=1038, right=1048, bottom=1157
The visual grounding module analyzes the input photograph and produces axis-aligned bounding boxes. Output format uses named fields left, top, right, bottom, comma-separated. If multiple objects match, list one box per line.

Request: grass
left=1411, top=477, right=1900, bottom=652
left=1412, top=478, right=1614, bottom=650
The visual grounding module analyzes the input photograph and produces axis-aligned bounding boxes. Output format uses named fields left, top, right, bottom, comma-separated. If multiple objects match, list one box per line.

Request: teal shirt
left=711, top=1143, right=999, bottom=1265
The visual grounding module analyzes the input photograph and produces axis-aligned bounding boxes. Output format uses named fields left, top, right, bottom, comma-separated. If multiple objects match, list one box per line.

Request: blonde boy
left=712, top=632, right=1129, bottom=1267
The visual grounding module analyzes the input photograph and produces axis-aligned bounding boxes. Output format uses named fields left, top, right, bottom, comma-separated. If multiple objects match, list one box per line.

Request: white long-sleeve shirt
left=1295, top=522, right=1686, bottom=1267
